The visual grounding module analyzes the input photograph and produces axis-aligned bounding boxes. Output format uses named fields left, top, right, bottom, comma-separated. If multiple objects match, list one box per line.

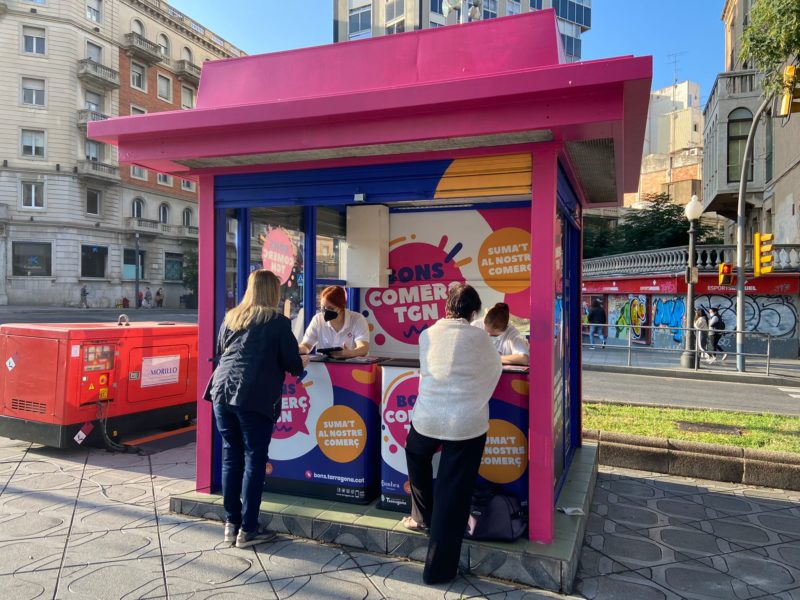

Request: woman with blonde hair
left=208, top=269, right=309, bottom=548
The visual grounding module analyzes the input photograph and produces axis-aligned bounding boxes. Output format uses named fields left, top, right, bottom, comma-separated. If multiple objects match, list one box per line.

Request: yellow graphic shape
left=510, top=379, right=529, bottom=396
left=88, top=383, right=95, bottom=391
left=351, top=368, right=377, bottom=385
left=434, top=154, right=532, bottom=199
left=478, top=227, right=532, bottom=293
left=98, top=388, right=108, bottom=400
left=389, top=236, right=407, bottom=247
left=479, top=419, right=528, bottom=484
left=316, top=405, right=367, bottom=463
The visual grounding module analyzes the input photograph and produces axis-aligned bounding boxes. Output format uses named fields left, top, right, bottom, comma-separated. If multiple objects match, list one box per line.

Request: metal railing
left=583, top=322, right=774, bottom=376
left=704, top=69, right=761, bottom=117
left=583, top=244, right=800, bottom=278
left=76, top=59, right=120, bottom=87
left=122, top=33, right=162, bottom=59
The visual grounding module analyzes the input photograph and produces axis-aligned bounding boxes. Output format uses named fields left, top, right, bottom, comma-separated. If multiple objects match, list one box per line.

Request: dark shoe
left=235, top=528, right=275, bottom=548
left=223, top=522, right=239, bottom=545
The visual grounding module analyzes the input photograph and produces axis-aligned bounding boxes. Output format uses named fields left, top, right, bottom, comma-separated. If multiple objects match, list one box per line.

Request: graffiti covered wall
left=607, top=294, right=649, bottom=344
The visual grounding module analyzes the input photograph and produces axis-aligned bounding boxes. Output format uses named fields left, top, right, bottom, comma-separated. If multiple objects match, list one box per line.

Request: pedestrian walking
left=707, top=306, right=727, bottom=362
left=587, top=299, right=607, bottom=349
left=693, top=307, right=711, bottom=362
left=402, top=283, right=502, bottom=585
left=155, top=288, right=164, bottom=308
left=144, top=287, right=153, bottom=308
left=79, top=285, right=89, bottom=308
left=206, top=269, right=309, bottom=548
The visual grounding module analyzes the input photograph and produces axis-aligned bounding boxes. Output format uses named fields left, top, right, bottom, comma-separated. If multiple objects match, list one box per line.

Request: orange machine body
left=0, top=321, right=198, bottom=447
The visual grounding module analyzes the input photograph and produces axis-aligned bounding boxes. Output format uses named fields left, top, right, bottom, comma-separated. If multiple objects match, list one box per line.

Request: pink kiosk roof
left=91, top=10, right=650, bottom=207
left=91, top=10, right=651, bottom=545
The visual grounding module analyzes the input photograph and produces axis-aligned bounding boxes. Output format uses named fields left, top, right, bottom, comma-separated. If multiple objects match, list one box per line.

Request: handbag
left=464, top=485, right=527, bottom=541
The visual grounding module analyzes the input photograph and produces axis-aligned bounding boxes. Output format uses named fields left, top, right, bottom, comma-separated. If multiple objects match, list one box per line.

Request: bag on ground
left=464, top=484, right=527, bottom=541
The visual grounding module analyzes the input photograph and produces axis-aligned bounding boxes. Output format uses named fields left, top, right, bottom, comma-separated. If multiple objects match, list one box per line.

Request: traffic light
left=754, top=232, right=774, bottom=277
left=718, top=262, right=735, bottom=286
left=777, top=65, right=800, bottom=118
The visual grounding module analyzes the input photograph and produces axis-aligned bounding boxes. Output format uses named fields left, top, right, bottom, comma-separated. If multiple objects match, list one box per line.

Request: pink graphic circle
left=382, top=376, right=420, bottom=449
left=365, top=242, right=465, bottom=346
left=261, top=227, right=296, bottom=284
left=273, top=377, right=311, bottom=439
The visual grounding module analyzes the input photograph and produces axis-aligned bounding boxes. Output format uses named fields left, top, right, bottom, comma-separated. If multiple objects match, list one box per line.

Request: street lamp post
left=134, top=232, right=140, bottom=310
left=680, top=194, right=704, bottom=369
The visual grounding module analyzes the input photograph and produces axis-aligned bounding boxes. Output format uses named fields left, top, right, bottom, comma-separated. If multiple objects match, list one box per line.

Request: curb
left=584, top=430, right=800, bottom=491
left=584, top=363, right=799, bottom=387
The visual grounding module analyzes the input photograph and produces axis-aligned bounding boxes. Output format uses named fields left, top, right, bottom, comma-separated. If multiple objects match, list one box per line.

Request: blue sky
left=169, top=1, right=725, bottom=104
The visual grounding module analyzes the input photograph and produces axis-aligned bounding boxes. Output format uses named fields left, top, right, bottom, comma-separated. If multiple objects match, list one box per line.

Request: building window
left=21, top=129, right=45, bottom=158
left=482, top=0, right=497, bottom=19
left=131, top=197, right=144, bottom=218
left=727, top=107, right=754, bottom=183
left=182, top=207, right=193, bottom=226
left=430, top=0, right=443, bottom=14
left=165, top=252, right=183, bottom=281
left=81, top=245, right=107, bottom=278
left=131, top=62, right=146, bottom=91
left=385, top=0, right=404, bottom=33
left=130, top=105, right=146, bottom=115
left=86, top=41, right=102, bottom=63
left=21, top=181, right=44, bottom=208
left=181, top=179, right=195, bottom=191
left=131, top=165, right=147, bottom=180
left=348, top=5, right=372, bottom=39
left=507, top=0, right=521, bottom=15
left=157, top=74, right=172, bottom=101
left=85, top=90, right=102, bottom=112
left=157, top=173, right=173, bottom=186
left=86, top=0, right=101, bottom=22
left=158, top=203, right=170, bottom=224
left=182, top=46, right=193, bottom=62
left=22, top=77, right=46, bottom=106
left=86, top=188, right=101, bottom=215
left=132, top=19, right=144, bottom=36
left=123, top=249, right=145, bottom=279
left=181, top=86, right=194, bottom=109
left=386, top=20, right=405, bottom=34
left=85, top=139, right=102, bottom=162
left=23, top=26, right=46, bottom=55
left=157, top=33, right=170, bottom=58
left=530, top=0, right=543, bottom=8
left=12, top=242, right=51, bottom=276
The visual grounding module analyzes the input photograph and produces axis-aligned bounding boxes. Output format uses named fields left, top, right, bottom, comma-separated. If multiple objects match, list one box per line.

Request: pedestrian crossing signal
left=754, top=232, right=774, bottom=277
left=718, top=262, right=735, bottom=286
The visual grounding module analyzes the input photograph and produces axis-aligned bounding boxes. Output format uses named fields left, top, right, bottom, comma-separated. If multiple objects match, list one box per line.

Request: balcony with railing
left=703, top=70, right=761, bottom=118
left=75, top=160, right=119, bottom=183
left=174, top=60, right=201, bottom=85
left=583, top=244, right=800, bottom=279
left=179, top=225, right=199, bottom=238
left=77, top=109, right=110, bottom=131
left=126, top=218, right=181, bottom=236
left=122, top=33, right=163, bottom=64
left=77, top=59, right=120, bottom=89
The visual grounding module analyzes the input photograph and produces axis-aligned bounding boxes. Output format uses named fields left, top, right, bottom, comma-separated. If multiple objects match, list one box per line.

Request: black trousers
left=405, top=423, right=487, bottom=585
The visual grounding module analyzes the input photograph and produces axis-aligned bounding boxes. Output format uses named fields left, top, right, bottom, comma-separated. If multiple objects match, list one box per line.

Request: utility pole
left=134, top=232, right=141, bottom=310
left=735, top=93, right=773, bottom=372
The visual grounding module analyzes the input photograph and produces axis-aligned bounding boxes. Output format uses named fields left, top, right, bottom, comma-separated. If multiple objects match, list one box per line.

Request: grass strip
left=584, top=401, right=800, bottom=454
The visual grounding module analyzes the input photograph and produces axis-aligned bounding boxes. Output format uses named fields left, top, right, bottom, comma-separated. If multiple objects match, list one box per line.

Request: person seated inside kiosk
left=473, top=302, right=530, bottom=366
left=298, top=285, right=370, bottom=359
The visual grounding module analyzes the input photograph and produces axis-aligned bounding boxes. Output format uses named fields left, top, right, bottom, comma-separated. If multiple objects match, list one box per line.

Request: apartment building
left=333, top=0, right=591, bottom=62
left=703, top=0, right=800, bottom=244
left=0, top=0, right=243, bottom=307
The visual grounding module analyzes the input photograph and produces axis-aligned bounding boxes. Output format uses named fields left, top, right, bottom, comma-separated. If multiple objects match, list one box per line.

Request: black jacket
left=588, top=306, right=606, bottom=325
left=210, top=315, right=304, bottom=419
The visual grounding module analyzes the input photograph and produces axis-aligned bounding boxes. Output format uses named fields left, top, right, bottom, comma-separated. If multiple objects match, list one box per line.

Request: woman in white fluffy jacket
left=403, top=283, right=502, bottom=585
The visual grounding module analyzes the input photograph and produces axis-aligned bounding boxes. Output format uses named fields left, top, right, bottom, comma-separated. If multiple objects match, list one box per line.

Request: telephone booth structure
left=90, top=10, right=651, bottom=542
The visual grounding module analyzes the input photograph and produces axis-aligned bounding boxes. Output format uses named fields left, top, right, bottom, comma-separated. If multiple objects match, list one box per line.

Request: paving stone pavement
left=1, top=434, right=799, bottom=600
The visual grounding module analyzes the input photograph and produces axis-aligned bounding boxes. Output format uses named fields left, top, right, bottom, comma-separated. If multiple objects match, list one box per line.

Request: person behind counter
left=474, top=302, right=530, bottom=365
left=208, top=269, right=309, bottom=548
left=298, top=285, right=370, bottom=359
left=403, top=283, right=502, bottom=585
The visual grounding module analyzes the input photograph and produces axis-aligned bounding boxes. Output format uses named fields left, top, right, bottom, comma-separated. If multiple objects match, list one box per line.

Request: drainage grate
left=10, top=399, right=47, bottom=414
left=675, top=421, right=742, bottom=436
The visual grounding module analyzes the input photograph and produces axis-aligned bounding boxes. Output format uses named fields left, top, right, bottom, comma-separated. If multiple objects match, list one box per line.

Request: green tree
left=742, top=0, right=800, bottom=96
left=182, top=249, right=198, bottom=296
left=583, top=194, right=723, bottom=258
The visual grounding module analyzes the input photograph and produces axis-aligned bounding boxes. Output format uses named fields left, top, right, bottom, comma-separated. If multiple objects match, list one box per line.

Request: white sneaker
left=719, top=354, right=727, bottom=362
left=223, top=522, right=239, bottom=545
left=589, top=346, right=596, bottom=350
left=706, top=357, right=717, bottom=364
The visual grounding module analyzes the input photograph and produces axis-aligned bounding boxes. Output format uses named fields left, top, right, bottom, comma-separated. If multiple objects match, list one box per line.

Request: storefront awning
left=90, top=10, right=651, bottom=207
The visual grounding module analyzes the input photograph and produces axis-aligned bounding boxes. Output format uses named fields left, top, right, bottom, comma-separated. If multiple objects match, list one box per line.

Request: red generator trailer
left=0, top=321, right=198, bottom=448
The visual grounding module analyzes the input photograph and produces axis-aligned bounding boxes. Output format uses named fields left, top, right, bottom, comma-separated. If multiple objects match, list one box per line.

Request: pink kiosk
left=91, top=10, right=650, bottom=587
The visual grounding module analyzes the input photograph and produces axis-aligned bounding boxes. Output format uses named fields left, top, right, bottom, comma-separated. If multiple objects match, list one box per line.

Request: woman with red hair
left=298, top=285, right=370, bottom=358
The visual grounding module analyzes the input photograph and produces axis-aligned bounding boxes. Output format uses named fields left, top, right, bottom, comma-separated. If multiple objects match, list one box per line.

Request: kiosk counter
left=380, top=359, right=530, bottom=513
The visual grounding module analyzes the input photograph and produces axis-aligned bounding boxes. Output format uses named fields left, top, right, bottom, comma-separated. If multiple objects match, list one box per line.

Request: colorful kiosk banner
left=362, top=206, right=532, bottom=358
left=266, top=361, right=381, bottom=503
